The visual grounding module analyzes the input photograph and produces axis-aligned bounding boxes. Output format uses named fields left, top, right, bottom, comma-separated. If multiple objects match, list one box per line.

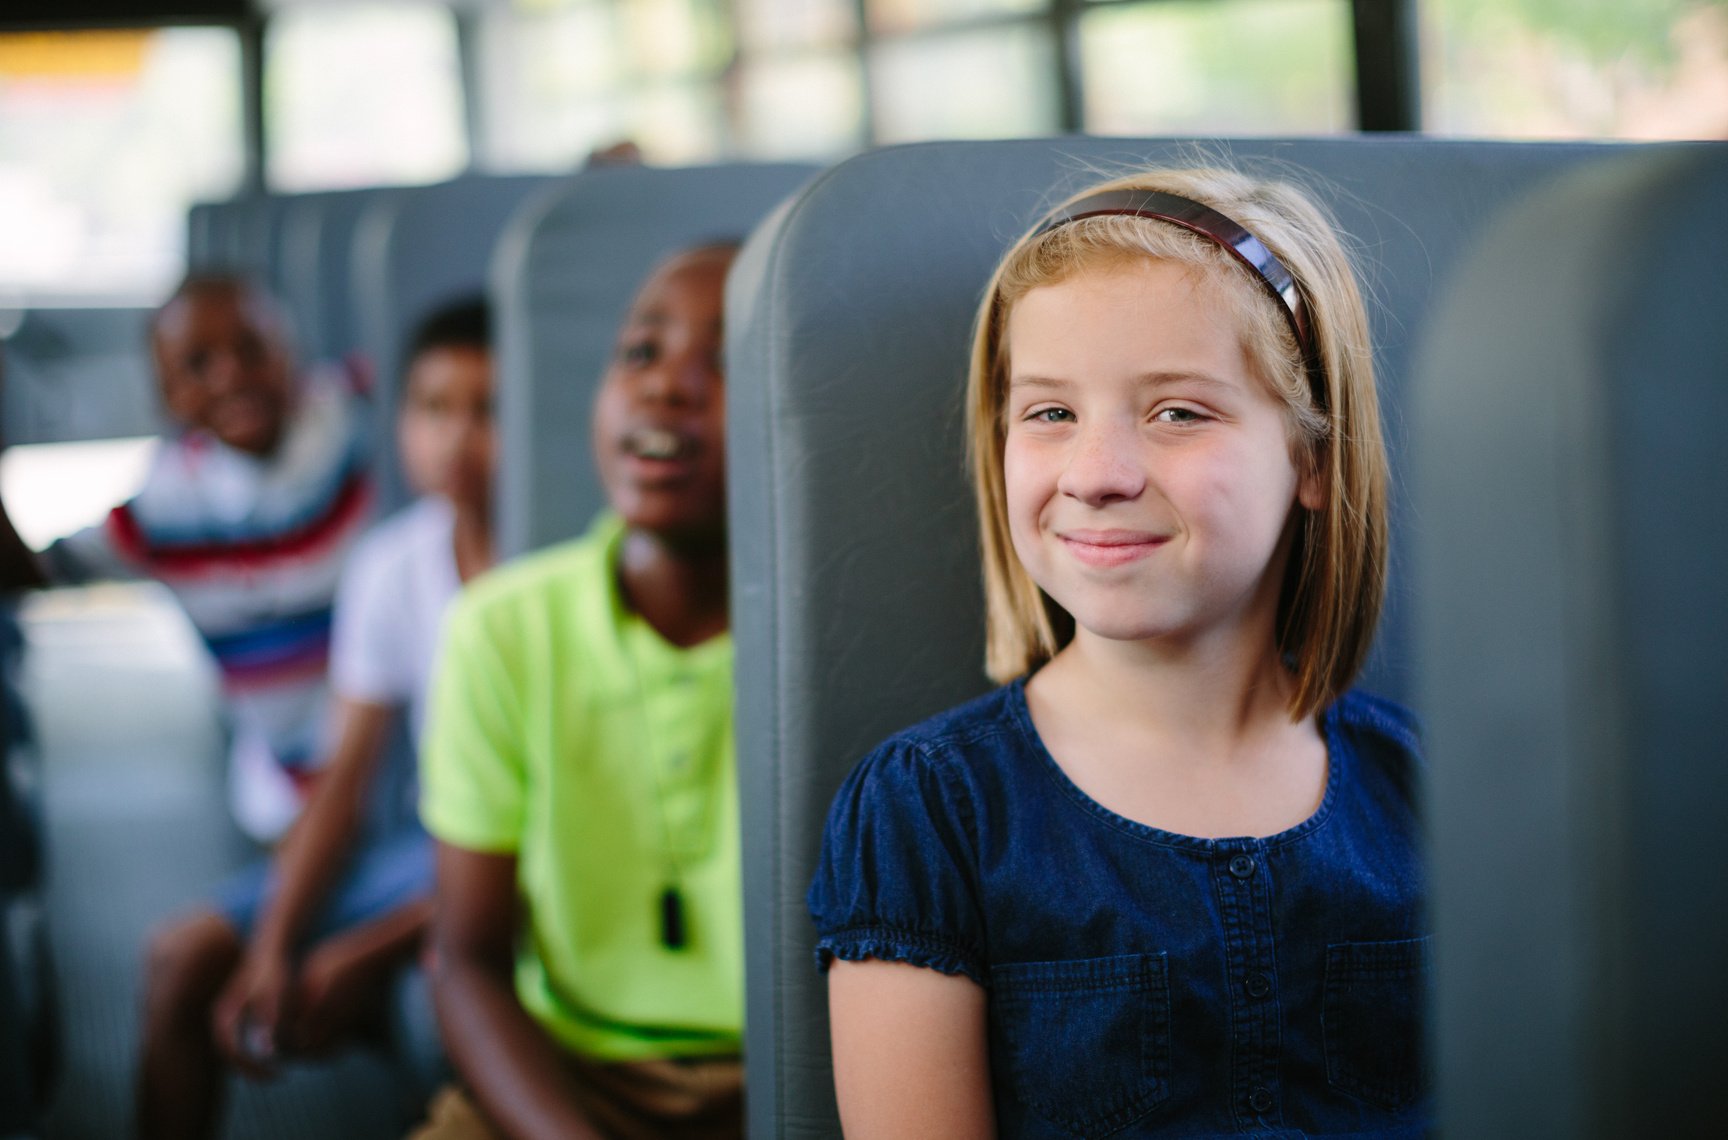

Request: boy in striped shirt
left=0, top=272, right=373, bottom=843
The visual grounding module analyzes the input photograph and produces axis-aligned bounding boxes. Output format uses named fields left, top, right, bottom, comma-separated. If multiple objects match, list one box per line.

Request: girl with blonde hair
left=810, top=167, right=1426, bottom=1137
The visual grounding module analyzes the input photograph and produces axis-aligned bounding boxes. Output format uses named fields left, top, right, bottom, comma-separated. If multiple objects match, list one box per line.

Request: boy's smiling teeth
left=625, top=427, right=683, bottom=460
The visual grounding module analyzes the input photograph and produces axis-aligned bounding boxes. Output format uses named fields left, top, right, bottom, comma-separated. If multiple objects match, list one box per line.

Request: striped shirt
left=45, top=372, right=373, bottom=841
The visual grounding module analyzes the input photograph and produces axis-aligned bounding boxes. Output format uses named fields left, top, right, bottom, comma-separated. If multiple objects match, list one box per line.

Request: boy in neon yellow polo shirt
left=417, top=244, right=743, bottom=1140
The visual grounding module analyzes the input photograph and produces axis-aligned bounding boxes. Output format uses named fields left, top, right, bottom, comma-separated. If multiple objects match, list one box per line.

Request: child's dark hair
left=403, top=296, right=491, bottom=372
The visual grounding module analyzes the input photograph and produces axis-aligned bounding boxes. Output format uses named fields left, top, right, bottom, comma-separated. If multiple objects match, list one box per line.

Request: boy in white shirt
left=135, top=299, right=496, bottom=1140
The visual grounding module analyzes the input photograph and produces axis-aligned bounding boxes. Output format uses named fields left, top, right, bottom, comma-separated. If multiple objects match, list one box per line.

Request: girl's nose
left=1056, top=420, right=1146, bottom=507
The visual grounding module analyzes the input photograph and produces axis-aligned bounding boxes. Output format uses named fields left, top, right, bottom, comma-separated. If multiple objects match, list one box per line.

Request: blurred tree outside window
left=478, top=0, right=736, bottom=168
left=0, top=28, right=242, bottom=304
left=736, top=52, right=866, bottom=158
left=1426, top=0, right=1728, bottom=138
left=867, top=0, right=1048, bottom=37
left=1081, top=0, right=1351, bottom=135
left=621, top=0, right=735, bottom=77
left=623, top=81, right=729, bottom=162
left=733, top=0, right=867, bottom=157
left=871, top=23, right=1060, bottom=142
left=737, top=0, right=858, bottom=50
left=470, top=0, right=1717, bottom=161
left=266, top=3, right=468, bottom=191
left=478, top=2, right=626, bottom=170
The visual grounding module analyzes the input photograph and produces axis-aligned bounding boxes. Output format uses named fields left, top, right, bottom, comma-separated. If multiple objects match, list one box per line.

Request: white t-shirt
left=328, top=495, right=461, bottom=747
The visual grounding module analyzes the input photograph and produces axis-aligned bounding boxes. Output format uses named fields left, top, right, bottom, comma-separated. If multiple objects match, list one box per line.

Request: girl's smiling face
left=1002, top=256, right=1322, bottom=653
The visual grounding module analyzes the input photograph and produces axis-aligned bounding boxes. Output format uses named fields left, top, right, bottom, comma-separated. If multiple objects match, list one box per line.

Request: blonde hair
left=968, top=167, right=1388, bottom=719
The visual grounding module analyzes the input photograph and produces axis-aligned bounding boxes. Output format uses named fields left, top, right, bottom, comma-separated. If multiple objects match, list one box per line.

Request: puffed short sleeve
left=807, top=737, right=988, bottom=986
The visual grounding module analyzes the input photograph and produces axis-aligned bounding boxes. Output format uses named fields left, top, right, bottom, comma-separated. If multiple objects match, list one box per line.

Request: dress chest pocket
left=1322, top=936, right=1430, bottom=1112
left=989, top=952, right=1171, bottom=1139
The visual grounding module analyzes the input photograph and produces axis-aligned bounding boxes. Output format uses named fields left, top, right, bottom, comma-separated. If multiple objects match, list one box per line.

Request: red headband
left=1032, top=188, right=1314, bottom=364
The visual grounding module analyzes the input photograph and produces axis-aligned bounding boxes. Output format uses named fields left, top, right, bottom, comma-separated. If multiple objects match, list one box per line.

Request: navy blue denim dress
left=809, top=680, right=1428, bottom=1139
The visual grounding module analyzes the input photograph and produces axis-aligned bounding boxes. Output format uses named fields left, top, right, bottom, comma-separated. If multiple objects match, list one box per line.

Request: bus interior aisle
left=24, top=582, right=404, bottom=1140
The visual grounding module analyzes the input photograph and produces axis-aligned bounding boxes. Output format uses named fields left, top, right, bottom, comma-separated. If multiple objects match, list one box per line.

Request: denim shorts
left=213, top=825, right=434, bottom=944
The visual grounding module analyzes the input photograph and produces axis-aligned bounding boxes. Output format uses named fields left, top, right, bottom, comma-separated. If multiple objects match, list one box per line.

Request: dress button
left=1248, top=1087, right=1275, bottom=1113
left=1228, top=854, right=1256, bottom=879
left=1245, top=972, right=1272, bottom=998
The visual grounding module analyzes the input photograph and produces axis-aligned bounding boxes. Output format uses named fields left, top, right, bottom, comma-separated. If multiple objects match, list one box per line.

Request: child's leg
left=134, top=910, right=243, bottom=1140
left=408, top=1085, right=504, bottom=1140
left=287, top=898, right=430, bottom=1054
left=407, top=1058, right=742, bottom=1140
left=280, top=828, right=435, bottom=1054
left=560, top=1053, right=744, bottom=1140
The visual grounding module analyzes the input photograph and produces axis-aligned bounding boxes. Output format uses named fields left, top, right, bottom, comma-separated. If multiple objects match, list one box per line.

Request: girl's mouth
left=1059, top=530, right=1169, bottom=568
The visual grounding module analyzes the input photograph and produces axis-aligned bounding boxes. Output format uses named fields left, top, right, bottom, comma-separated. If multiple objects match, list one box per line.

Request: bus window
left=0, top=28, right=241, bottom=304
left=1081, top=0, right=1353, bottom=136
left=266, top=4, right=466, bottom=191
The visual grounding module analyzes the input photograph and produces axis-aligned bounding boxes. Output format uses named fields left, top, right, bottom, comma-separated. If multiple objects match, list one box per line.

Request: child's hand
left=212, top=948, right=293, bottom=1078
left=285, top=925, right=390, bottom=1056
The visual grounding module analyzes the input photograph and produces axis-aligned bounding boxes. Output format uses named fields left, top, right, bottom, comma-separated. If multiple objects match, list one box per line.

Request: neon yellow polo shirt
left=421, top=512, right=741, bottom=1061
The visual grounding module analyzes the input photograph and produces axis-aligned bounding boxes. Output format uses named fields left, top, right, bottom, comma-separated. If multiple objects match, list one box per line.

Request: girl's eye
left=1025, top=406, right=1074, bottom=424
left=620, top=340, right=657, bottom=366
left=1154, top=406, right=1204, bottom=425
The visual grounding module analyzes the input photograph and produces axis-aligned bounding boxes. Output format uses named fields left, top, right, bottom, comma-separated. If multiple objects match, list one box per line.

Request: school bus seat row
left=159, top=137, right=1728, bottom=1138
left=0, top=602, right=54, bottom=1134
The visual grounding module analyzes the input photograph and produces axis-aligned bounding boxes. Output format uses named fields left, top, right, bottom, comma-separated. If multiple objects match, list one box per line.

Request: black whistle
left=660, top=886, right=687, bottom=950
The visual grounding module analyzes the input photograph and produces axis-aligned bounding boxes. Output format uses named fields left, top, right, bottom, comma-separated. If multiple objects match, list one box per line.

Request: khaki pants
left=410, top=1054, right=744, bottom=1140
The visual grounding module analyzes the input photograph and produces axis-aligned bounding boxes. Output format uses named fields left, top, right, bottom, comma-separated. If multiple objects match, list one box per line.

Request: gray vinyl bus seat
left=184, top=196, right=253, bottom=271
left=279, top=189, right=385, bottom=369
left=337, top=175, right=557, bottom=854
left=725, top=136, right=1669, bottom=1137
left=489, top=162, right=818, bottom=555
left=351, top=174, right=561, bottom=510
left=1415, top=144, right=1728, bottom=1138
left=184, top=193, right=288, bottom=286
left=185, top=201, right=221, bottom=270
left=184, top=193, right=301, bottom=345
left=0, top=603, right=54, bottom=1134
left=213, top=193, right=295, bottom=294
